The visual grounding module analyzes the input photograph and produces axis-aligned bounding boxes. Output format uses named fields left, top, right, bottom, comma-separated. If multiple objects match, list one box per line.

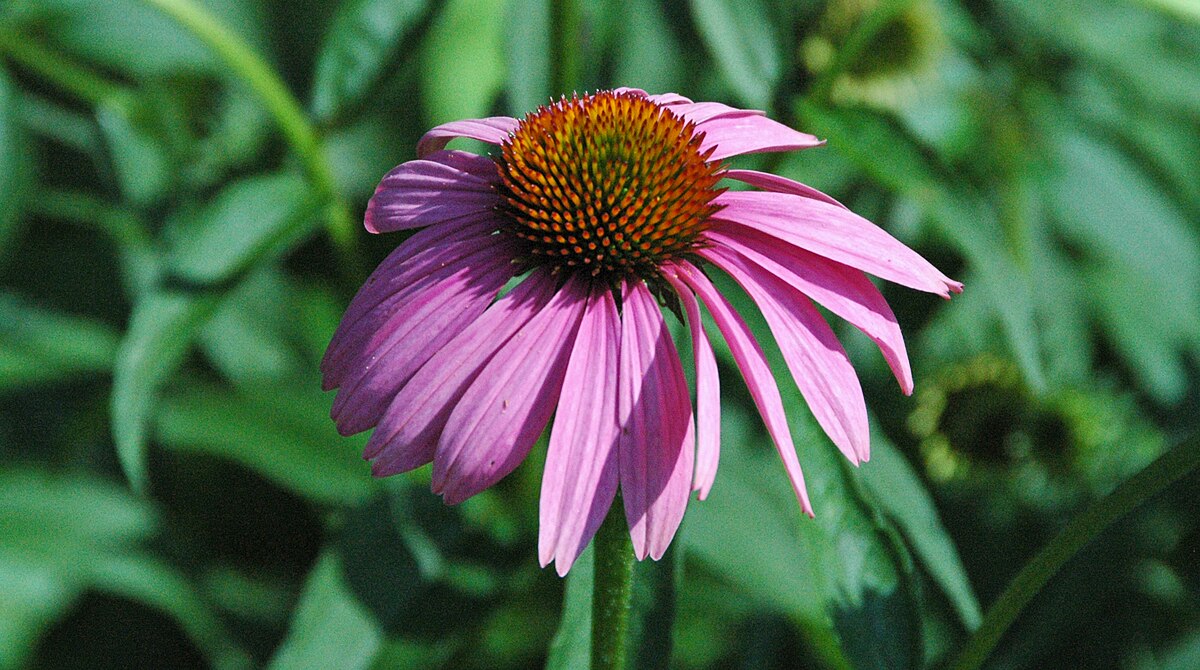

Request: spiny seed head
left=494, top=90, right=725, bottom=282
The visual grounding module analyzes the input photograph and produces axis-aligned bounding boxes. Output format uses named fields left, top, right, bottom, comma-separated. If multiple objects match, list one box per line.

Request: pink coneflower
left=322, top=88, right=961, bottom=575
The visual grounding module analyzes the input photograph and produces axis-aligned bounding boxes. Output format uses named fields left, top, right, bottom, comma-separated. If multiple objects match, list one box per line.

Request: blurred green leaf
left=269, top=552, right=383, bottom=670
left=688, top=0, right=780, bottom=108
left=89, top=555, right=252, bottom=670
left=310, top=0, right=431, bottom=122
left=3, top=0, right=268, bottom=79
left=166, top=171, right=320, bottom=286
left=503, top=0, right=550, bottom=115
left=97, top=97, right=174, bottom=208
left=112, top=291, right=219, bottom=493
left=860, top=426, right=982, bottom=630
left=545, top=545, right=593, bottom=670
left=0, top=469, right=155, bottom=669
left=1047, top=129, right=1200, bottom=402
left=199, top=269, right=304, bottom=384
left=0, top=294, right=120, bottom=389
left=156, top=377, right=375, bottom=506
left=0, top=65, right=28, bottom=267
left=613, top=0, right=687, bottom=96
left=419, top=0, right=507, bottom=125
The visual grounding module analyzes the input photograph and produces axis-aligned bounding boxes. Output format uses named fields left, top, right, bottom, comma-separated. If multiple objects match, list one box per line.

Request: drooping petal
left=539, top=288, right=621, bottom=576
left=662, top=274, right=721, bottom=499
left=722, top=169, right=847, bottom=210
left=706, top=223, right=913, bottom=394
left=686, top=110, right=823, bottom=161
left=321, top=217, right=502, bottom=390
left=366, top=271, right=558, bottom=474
left=667, top=261, right=813, bottom=515
left=330, top=242, right=518, bottom=436
left=433, top=276, right=590, bottom=505
left=416, top=116, right=520, bottom=158
left=618, top=281, right=695, bottom=561
left=365, top=150, right=501, bottom=233
left=701, top=246, right=870, bottom=464
left=713, top=190, right=964, bottom=297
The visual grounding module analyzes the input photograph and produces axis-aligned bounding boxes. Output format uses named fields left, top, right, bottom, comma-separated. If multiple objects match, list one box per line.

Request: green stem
left=549, top=0, right=582, bottom=96
left=946, top=436, right=1200, bottom=670
left=809, top=0, right=915, bottom=102
left=137, top=0, right=363, bottom=282
left=591, top=499, right=634, bottom=670
left=0, top=31, right=130, bottom=105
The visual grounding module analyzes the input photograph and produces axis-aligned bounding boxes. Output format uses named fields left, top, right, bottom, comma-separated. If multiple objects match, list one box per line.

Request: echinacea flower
left=322, top=89, right=961, bottom=575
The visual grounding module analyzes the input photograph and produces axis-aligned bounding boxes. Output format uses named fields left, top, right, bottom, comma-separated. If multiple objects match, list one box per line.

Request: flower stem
left=137, top=0, right=364, bottom=283
left=946, top=436, right=1200, bottom=670
left=591, top=498, right=634, bottom=670
left=549, top=0, right=582, bottom=96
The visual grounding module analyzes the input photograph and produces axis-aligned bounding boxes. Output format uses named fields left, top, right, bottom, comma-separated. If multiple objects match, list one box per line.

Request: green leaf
left=269, top=552, right=383, bottom=670
left=613, top=0, right=687, bottom=96
left=88, top=555, right=252, bottom=670
left=156, top=378, right=376, bottom=506
left=96, top=97, right=174, bottom=208
left=687, top=0, right=780, bottom=108
left=310, top=0, right=431, bottom=121
left=198, top=269, right=304, bottom=384
left=860, top=426, right=982, bottom=630
left=545, top=545, right=593, bottom=670
left=0, top=65, right=29, bottom=268
left=0, top=294, right=120, bottom=389
left=0, top=469, right=156, bottom=669
left=419, top=0, right=507, bottom=126
left=4, top=0, right=268, bottom=79
left=111, top=291, right=219, bottom=493
left=166, top=171, right=320, bottom=286
left=503, top=0, right=550, bottom=115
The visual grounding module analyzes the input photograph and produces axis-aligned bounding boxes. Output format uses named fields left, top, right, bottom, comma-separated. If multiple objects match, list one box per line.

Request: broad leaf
left=156, top=378, right=376, bottom=506
left=419, top=0, right=507, bottom=126
left=0, top=295, right=120, bottom=389
left=310, top=0, right=432, bottom=121
left=166, top=171, right=320, bottom=286
left=0, top=65, right=28, bottom=268
left=268, top=552, right=382, bottom=670
left=687, top=0, right=780, bottom=108
left=111, top=291, right=219, bottom=493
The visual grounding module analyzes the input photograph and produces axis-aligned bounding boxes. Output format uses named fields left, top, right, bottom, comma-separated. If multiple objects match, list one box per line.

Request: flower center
left=494, top=91, right=724, bottom=281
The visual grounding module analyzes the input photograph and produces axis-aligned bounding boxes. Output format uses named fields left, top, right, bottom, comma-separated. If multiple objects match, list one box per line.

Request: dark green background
left=1, top=0, right=1198, bottom=668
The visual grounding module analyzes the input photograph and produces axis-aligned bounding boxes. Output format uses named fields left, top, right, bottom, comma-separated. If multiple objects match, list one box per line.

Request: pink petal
left=706, top=223, right=913, bottom=394
left=666, top=261, right=813, bottom=516
left=610, top=88, right=692, bottom=106
left=663, top=275, right=721, bottom=499
left=701, top=246, right=870, bottom=464
left=667, top=101, right=765, bottom=125
left=321, top=217, right=501, bottom=390
left=330, top=242, right=517, bottom=436
left=691, top=113, right=823, bottom=161
left=416, top=116, right=520, bottom=158
left=722, top=169, right=847, bottom=210
left=365, top=150, right=501, bottom=233
left=364, top=273, right=556, bottom=477
left=618, top=281, right=695, bottom=561
left=539, top=288, right=621, bottom=576
left=366, top=271, right=559, bottom=474
left=433, top=276, right=590, bottom=504
left=714, top=190, right=963, bottom=297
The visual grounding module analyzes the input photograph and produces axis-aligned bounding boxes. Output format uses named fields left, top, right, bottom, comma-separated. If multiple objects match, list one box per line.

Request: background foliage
left=1, top=0, right=1198, bottom=668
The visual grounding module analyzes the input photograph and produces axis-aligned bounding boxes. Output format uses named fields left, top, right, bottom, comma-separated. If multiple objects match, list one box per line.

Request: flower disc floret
left=495, top=91, right=725, bottom=280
